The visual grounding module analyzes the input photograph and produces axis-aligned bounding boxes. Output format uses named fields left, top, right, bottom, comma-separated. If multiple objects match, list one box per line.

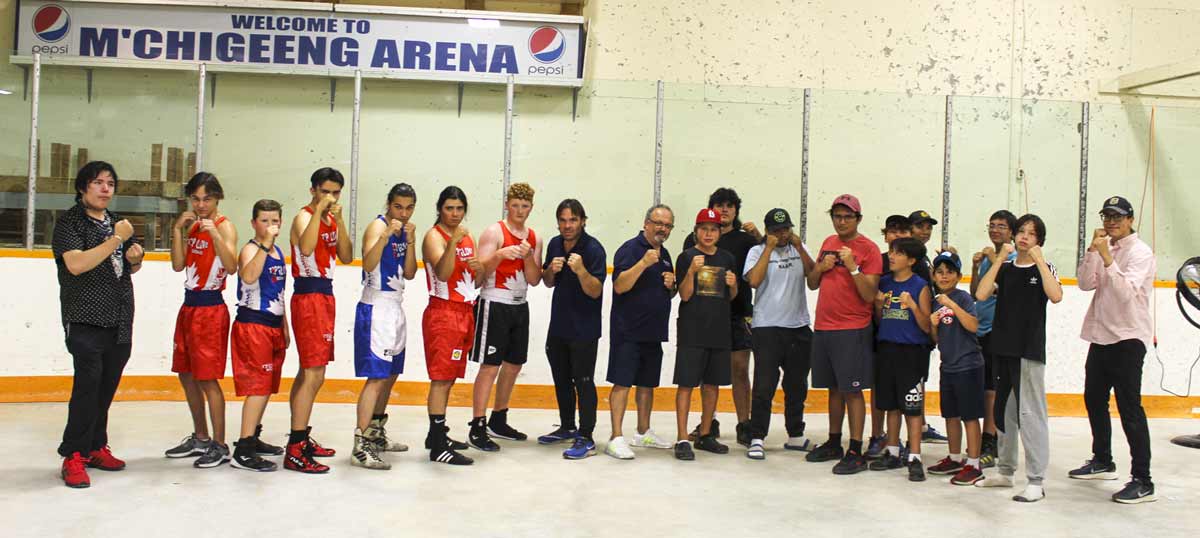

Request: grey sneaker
left=365, top=416, right=409, bottom=452
left=166, top=434, right=211, bottom=459
left=194, top=442, right=230, bottom=468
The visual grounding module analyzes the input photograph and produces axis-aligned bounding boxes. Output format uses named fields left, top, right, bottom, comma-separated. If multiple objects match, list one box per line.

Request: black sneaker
left=689, top=418, right=722, bottom=443
left=468, top=420, right=501, bottom=452
left=674, top=441, right=695, bottom=461
left=735, top=421, right=752, bottom=448
left=487, top=410, right=528, bottom=441
left=425, top=425, right=469, bottom=451
left=805, top=440, right=844, bottom=463
left=832, top=452, right=868, bottom=475
left=194, top=442, right=231, bottom=469
left=869, top=453, right=903, bottom=471
left=430, top=446, right=474, bottom=466
left=1068, top=458, right=1118, bottom=480
left=908, top=459, right=927, bottom=482
left=695, top=433, right=729, bottom=455
left=1112, top=478, right=1156, bottom=504
left=253, top=425, right=284, bottom=456
left=231, top=439, right=277, bottom=472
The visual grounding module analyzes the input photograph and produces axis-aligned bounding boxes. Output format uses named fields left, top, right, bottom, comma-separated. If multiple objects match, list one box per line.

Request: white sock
left=908, top=453, right=922, bottom=463
left=1018, top=484, right=1045, bottom=500
left=949, top=453, right=962, bottom=462
left=751, top=438, right=764, bottom=446
left=887, top=445, right=900, bottom=457
left=967, top=457, right=980, bottom=468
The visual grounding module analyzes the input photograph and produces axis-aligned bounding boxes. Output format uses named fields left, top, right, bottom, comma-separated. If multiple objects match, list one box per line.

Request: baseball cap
left=831, top=194, right=862, bottom=214
left=695, top=208, right=721, bottom=226
left=932, top=251, right=962, bottom=272
left=908, top=210, right=938, bottom=226
left=764, top=208, right=793, bottom=232
left=1101, top=196, right=1133, bottom=216
left=885, top=214, right=911, bottom=231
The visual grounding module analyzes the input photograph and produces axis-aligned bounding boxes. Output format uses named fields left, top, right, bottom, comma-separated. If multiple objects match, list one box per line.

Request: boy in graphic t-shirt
left=926, top=252, right=987, bottom=486
left=671, top=209, right=739, bottom=461
left=973, top=214, right=1063, bottom=503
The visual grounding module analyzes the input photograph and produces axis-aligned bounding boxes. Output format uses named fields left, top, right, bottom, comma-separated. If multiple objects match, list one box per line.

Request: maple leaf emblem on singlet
left=267, top=298, right=284, bottom=316
left=502, top=271, right=526, bottom=291
left=184, top=263, right=200, bottom=290
left=456, top=271, right=479, bottom=303
left=386, top=274, right=405, bottom=293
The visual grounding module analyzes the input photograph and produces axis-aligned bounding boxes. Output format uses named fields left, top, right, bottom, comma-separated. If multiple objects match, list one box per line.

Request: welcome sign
left=15, top=0, right=585, bottom=86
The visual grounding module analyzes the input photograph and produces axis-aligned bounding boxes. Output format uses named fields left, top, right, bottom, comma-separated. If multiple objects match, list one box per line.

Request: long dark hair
left=708, top=187, right=743, bottom=229
left=435, top=186, right=468, bottom=225
left=74, top=161, right=119, bottom=203
left=1015, top=213, right=1047, bottom=246
left=387, top=183, right=417, bottom=205
left=185, top=172, right=224, bottom=199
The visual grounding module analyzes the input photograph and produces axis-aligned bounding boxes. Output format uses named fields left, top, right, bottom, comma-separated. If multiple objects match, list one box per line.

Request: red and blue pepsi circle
left=32, top=5, right=71, bottom=43
left=528, top=26, right=565, bottom=64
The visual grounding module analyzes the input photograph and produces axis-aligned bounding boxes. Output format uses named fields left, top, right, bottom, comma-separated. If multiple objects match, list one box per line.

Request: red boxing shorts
left=172, top=304, right=230, bottom=380
left=422, top=298, right=475, bottom=381
left=291, top=292, right=336, bottom=369
left=231, top=321, right=287, bottom=396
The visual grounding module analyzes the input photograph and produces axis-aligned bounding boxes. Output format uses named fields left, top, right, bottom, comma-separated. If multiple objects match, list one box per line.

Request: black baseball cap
left=932, top=251, right=962, bottom=273
left=908, top=210, right=938, bottom=226
left=1101, top=196, right=1134, bottom=216
left=764, top=208, right=793, bottom=232
left=885, top=214, right=911, bottom=231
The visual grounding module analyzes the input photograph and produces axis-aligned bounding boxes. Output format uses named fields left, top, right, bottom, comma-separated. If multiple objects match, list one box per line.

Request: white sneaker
left=1013, top=484, right=1045, bottom=503
left=631, top=429, right=672, bottom=449
left=975, top=474, right=1014, bottom=488
left=747, top=439, right=766, bottom=460
left=783, top=436, right=814, bottom=451
left=605, top=436, right=635, bottom=460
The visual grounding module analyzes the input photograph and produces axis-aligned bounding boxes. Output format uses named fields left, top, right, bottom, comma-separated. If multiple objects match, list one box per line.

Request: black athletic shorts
left=979, top=332, right=997, bottom=391
left=470, top=300, right=529, bottom=366
left=606, top=340, right=663, bottom=388
left=731, top=316, right=753, bottom=352
left=673, top=346, right=732, bottom=388
left=811, top=327, right=874, bottom=392
left=873, top=341, right=927, bottom=416
left=939, top=366, right=986, bottom=421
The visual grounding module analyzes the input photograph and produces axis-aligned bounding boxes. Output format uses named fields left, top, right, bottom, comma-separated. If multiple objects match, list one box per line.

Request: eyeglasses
left=830, top=214, right=858, bottom=222
left=648, top=220, right=674, bottom=230
left=1099, top=213, right=1128, bottom=223
left=987, top=224, right=1009, bottom=231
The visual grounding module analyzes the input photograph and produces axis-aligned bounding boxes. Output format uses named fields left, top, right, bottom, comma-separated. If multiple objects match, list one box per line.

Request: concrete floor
left=3, top=402, right=1198, bottom=537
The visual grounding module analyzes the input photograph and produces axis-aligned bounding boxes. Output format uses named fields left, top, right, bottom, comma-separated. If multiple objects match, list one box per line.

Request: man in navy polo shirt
left=538, top=199, right=607, bottom=460
left=605, top=204, right=677, bottom=460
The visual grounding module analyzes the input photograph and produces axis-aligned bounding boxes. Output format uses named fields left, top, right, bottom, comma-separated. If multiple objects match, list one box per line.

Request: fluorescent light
left=468, top=18, right=500, bottom=29
left=0, top=89, right=13, bottom=95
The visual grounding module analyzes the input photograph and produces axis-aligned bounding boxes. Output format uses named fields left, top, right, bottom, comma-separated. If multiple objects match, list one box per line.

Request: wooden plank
left=50, top=143, right=62, bottom=178
left=59, top=144, right=71, bottom=178
left=167, top=147, right=182, bottom=182
left=150, top=143, right=163, bottom=182
left=76, top=148, right=88, bottom=170
left=186, top=152, right=196, bottom=179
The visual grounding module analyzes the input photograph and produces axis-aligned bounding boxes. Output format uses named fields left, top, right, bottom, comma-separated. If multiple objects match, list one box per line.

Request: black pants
left=749, top=326, right=813, bottom=440
left=546, top=337, right=599, bottom=439
left=58, top=323, right=131, bottom=458
left=1084, top=339, right=1152, bottom=481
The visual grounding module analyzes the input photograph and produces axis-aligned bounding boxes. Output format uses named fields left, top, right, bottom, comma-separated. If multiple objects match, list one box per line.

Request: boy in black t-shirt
left=672, top=209, right=739, bottom=461
left=926, top=252, right=986, bottom=486
left=973, top=214, right=1063, bottom=503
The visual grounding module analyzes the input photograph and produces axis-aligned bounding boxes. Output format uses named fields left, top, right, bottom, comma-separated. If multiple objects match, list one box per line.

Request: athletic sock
left=950, top=452, right=962, bottom=462
left=908, top=453, right=922, bottom=463
left=828, top=433, right=843, bottom=445
left=967, top=457, right=980, bottom=468
left=288, top=430, right=307, bottom=445
left=848, top=439, right=863, bottom=455
left=886, top=445, right=901, bottom=457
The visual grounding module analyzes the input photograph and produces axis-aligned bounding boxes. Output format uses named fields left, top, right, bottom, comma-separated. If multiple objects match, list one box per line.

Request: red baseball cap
left=695, top=208, right=722, bottom=226
left=831, top=194, right=862, bottom=214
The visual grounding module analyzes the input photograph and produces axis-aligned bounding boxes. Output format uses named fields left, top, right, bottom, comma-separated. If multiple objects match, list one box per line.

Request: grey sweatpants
left=997, top=358, right=1049, bottom=485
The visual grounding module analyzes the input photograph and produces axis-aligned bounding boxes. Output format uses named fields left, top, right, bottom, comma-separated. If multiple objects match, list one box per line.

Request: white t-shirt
left=743, top=243, right=811, bottom=329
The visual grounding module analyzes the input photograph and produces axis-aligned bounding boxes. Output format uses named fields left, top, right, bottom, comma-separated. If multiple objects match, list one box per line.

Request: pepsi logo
left=528, top=26, right=565, bottom=64
left=32, top=5, right=71, bottom=43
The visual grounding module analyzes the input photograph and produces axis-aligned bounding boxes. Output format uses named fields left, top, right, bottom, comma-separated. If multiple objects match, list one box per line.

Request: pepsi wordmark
left=55, top=12, right=568, bottom=75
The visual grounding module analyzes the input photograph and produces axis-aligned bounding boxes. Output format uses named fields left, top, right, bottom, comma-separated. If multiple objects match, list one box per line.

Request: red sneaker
left=284, top=441, right=330, bottom=474
left=951, top=464, right=984, bottom=486
left=927, top=456, right=964, bottom=475
left=62, top=452, right=91, bottom=488
left=87, top=446, right=126, bottom=471
left=307, top=437, right=336, bottom=458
